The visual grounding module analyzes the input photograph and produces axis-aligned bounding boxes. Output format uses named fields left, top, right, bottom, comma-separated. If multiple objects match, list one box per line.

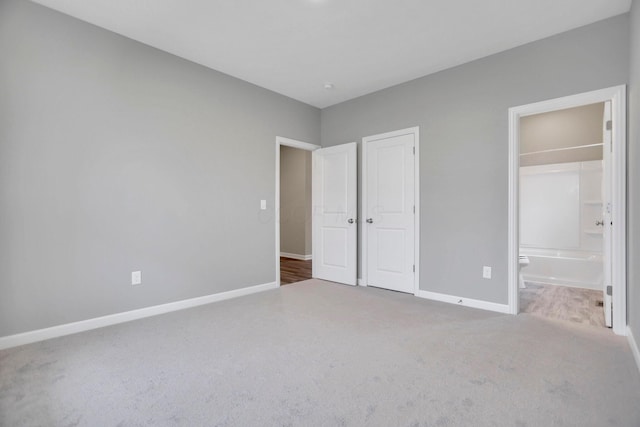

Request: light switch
left=260, top=200, right=267, bottom=210
left=482, top=266, right=492, bottom=279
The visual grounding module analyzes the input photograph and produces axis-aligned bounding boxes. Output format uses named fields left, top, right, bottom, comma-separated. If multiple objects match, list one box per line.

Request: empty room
left=2, top=0, right=640, bottom=425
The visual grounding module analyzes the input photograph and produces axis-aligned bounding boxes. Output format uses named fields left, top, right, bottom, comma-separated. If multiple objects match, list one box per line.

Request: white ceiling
left=31, top=0, right=631, bottom=108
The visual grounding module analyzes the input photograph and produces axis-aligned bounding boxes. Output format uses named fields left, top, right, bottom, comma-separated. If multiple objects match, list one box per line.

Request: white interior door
left=602, top=101, right=613, bottom=328
left=364, top=131, right=415, bottom=293
left=312, top=143, right=357, bottom=285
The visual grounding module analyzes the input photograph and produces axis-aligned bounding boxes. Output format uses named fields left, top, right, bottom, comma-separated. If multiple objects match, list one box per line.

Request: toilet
left=519, top=255, right=530, bottom=289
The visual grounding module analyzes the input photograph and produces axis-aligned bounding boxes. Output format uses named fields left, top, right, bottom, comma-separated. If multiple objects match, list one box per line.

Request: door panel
left=321, top=227, right=347, bottom=267
left=312, top=143, right=357, bottom=285
left=365, top=132, right=415, bottom=293
left=376, top=228, right=406, bottom=272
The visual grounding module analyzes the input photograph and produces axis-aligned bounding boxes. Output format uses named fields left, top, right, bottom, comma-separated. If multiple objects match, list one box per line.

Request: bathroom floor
left=520, top=282, right=606, bottom=328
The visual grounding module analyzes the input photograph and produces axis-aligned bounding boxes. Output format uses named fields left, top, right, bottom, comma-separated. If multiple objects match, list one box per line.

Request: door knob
left=596, top=220, right=604, bottom=226
left=366, top=218, right=373, bottom=224
left=347, top=218, right=355, bottom=224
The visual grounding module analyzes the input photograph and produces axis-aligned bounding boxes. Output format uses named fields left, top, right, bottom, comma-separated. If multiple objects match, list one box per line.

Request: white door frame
left=507, top=85, right=627, bottom=335
left=275, top=136, right=321, bottom=286
left=361, top=126, right=420, bottom=295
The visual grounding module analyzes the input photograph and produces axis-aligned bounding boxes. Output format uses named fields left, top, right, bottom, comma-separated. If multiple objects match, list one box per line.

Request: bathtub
left=519, top=248, right=603, bottom=290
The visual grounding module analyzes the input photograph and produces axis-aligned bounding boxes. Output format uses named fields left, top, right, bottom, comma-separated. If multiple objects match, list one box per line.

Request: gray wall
left=321, top=15, right=629, bottom=304
left=280, top=146, right=312, bottom=257
left=520, top=103, right=604, bottom=167
left=0, top=0, right=320, bottom=336
left=629, top=0, right=640, bottom=340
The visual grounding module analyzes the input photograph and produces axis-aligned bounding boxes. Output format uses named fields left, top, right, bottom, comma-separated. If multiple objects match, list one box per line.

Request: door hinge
left=606, top=120, right=612, bottom=131
left=413, top=205, right=415, bottom=214
left=413, top=146, right=415, bottom=155
left=413, top=265, right=415, bottom=273
left=606, top=285, right=612, bottom=296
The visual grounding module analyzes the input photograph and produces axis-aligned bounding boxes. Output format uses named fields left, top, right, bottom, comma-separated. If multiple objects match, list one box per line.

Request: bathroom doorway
left=507, top=86, right=627, bottom=335
left=518, top=102, right=607, bottom=327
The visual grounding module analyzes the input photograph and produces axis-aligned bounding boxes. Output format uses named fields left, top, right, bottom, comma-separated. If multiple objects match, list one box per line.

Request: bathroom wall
left=519, top=100, right=605, bottom=290
left=280, top=146, right=312, bottom=258
left=520, top=103, right=605, bottom=167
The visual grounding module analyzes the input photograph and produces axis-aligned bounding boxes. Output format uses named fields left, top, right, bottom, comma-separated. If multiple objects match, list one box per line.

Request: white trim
left=628, top=327, right=640, bottom=374
left=508, top=85, right=627, bottom=334
left=280, top=252, right=312, bottom=261
left=508, top=106, right=520, bottom=315
left=0, top=281, right=278, bottom=350
left=361, top=127, right=420, bottom=294
left=414, top=128, right=421, bottom=295
left=362, top=140, right=368, bottom=286
left=416, top=290, right=511, bottom=314
left=275, top=136, right=320, bottom=286
left=276, top=136, right=320, bottom=152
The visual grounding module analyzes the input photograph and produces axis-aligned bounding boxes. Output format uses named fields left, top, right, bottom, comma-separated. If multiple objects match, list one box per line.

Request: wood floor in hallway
left=280, top=257, right=312, bottom=285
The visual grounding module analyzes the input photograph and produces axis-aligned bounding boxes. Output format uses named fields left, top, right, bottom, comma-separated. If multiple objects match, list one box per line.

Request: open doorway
left=275, top=137, right=320, bottom=286
left=518, top=102, right=608, bottom=327
left=508, top=86, right=627, bottom=335
left=280, top=145, right=312, bottom=284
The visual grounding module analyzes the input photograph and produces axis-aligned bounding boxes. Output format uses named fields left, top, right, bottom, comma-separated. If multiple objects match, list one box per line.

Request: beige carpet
left=1, top=279, right=639, bottom=426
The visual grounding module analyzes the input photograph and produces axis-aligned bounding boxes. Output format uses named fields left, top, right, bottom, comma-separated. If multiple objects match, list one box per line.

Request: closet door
left=312, top=143, right=357, bottom=285
left=364, top=129, right=416, bottom=294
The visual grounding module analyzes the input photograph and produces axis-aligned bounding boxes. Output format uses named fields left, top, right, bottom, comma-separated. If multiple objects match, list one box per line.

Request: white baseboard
left=280, top=252, right=312, bottom=261
left=357, top=278, right=365, bottom=286
left=415, top=290, right=511, bottom=314
left=628, top=326, right=640, bottom=374
left=0, top=281, right=278, bottom=350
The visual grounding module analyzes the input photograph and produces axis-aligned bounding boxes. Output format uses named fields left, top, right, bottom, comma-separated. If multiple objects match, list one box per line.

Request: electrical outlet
left=260, top=200, right=267, bottom=210
left=482, top=266, right=492, bottom=279
left=131, top=271, right=142, bottom=286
